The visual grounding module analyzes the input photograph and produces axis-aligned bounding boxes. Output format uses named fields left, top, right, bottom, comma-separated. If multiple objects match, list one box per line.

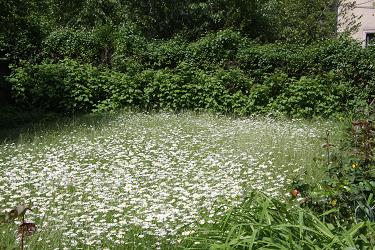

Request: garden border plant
left=290, top=103, right=375, bottom=225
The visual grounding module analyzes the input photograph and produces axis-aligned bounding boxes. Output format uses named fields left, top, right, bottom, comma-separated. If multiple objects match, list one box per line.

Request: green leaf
left=299, top=210, right=304, bottom=239
left=310, top=214, right=335, bottom=239
left=346, top=222, right=364, bottom=237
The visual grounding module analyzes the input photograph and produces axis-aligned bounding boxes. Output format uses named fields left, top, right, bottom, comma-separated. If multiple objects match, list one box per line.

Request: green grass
left=182, top=191, right=375, bottom=249
left=0, top=110, right=346, bottom=249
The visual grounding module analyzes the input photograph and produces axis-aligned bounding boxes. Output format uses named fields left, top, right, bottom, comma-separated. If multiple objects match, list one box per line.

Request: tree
left=47, top=0, right=124, bottom=28
left=266, top=0, right=339, bottom=43
left=0, top=0, right=46, bottom=63
left=337, top=0, right=361, bottom=35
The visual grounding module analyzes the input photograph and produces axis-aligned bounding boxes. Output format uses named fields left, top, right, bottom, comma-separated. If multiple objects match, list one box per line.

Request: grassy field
left=0, top=111, right=345, bottom=249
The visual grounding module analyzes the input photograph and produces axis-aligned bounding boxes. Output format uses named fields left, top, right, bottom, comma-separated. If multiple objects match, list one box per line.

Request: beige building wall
left=342, top=0, right=375, bottom=45
left=352, top=0, right=375, bottom=44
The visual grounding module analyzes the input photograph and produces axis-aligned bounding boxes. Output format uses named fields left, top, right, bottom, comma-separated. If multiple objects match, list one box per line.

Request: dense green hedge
left=9, top=60, right=253, bottom=114
left=42, top=25, right=115, bottom=66
left=8, top=31, right=375, bottom=117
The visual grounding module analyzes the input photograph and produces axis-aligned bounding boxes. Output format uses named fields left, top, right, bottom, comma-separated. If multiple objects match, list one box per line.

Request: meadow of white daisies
left=0, top=111, right=343, bottom=249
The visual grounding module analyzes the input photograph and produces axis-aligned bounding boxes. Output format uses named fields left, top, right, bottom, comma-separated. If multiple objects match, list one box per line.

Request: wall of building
left=347, top=0, right=375, bottom=45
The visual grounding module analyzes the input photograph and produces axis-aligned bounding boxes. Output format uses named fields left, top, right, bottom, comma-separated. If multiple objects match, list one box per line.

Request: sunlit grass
left=0, top=111, right=344, bottom=248
left=182, top=191, right=375, bottom=249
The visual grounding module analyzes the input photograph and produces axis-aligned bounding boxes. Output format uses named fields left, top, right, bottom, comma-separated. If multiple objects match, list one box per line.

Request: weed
left=0, top=205, right=36, bottom=250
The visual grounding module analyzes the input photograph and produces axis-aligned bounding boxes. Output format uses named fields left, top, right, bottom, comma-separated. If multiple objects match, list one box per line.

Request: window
left=366, top=33, right=375, bottom=47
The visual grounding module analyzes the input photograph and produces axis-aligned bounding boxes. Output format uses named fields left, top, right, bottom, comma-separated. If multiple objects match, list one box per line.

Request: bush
left=185, top=29, right=244, bottom=68
left=247, top=71, right=290, bottom=113
left=93, top=71, right=143, bottom=112
left=9, top=36, right=375, bottom=117
left=7, top=57, right=370, bottom=118
left=112, top=23, right=147, bottom=72
left=291, top=114, right=375, bottom=225
left=142, top=36, right=188, bottom=69
left=237, top=43, right=299, bottom=80
left=42, top=29, right=100, bottom=64
left=237, top=38, right=375, bottom=91
left=9, top=60, right=257, bottom=115
left=270, top=76, right=341, bottom=118
left=9, top=60, right=114, bottom=113
left=138, top=66, right=253, bottom=114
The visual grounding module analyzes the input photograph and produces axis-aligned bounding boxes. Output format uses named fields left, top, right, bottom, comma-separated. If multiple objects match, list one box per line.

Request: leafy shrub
left=247, top=71, right=290, bottom=113
left=237, top=38, right=375, bottom=94
left=141, top=69, right=182, bottom=110
left=138, top=66, right=253, bottom=114
left=212, top=68, right=254, bottom=115
left=7, top=58, right=368, bottom=118
left=303, top=38, right=366, bottom=76
left=237, top=43, right=299, bottom=80
left=185, top=29, right=244, bottom=67
left=113, top=22, right=147, bottom=57
left=9, top=60, right=113, bottom=113
left=291, top=114, right=375, bottom=225
left=42, top=29, right=101, bottom=64
left=93, top=71, right=143, bottom=112
left=42, top=25, right=115, bottom=65
left=112, top=22, right=147, bottom=72
left=143, top=36, right=188, bottom=69
left=270, top=76, right=341, bottom=118
left=9, top=36, right=375, bottom=117
left=9, top=59, right=257, bottom=115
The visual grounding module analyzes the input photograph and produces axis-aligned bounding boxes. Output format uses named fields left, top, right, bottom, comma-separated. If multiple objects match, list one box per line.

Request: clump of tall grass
left=183, top=191, right=375, bottom=249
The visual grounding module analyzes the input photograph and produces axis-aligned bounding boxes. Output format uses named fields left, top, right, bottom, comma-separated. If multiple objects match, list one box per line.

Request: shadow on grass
left=0, top=105, right=63, bottom=142
left=0, top=105, right=124, bottom=143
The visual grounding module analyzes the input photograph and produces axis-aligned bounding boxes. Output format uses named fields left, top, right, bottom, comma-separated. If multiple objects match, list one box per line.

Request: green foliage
left=113, top=22, right=146, bottom=57
left=8, top=35, right=375, bottom=118
left=47, top=0, right=123, bottom=28
left=8, top=59, right=256, bottom=115
left=271, top=76, right=342, bottom=118
left=129, top=66, right=254, bottom=114
left=1, top=0, right=358, bottom=70
left=41, top=25, right=116, bottom=66
left=237, top=38, right=375, bottom=84
left=93, top=70, right=144, bottom=112
left=292, top=116, right=375, bottom=226
left=111, top=23, right=147, bottom=72
left=42, top=29, right=99, bottom=64
left=275, top=0, right=338, bottom=43
left=248, top=71, right=290, bottom=113
left=185, top=29, right=244, bottom=67
left=123, top=0, right=191, bottom=38
left=143, top=36, right=188, bottom=69
left=0, top=0, right=46, bottom=64
left=185, top=0, right=271, bottom=39
left=183, top=192, right=375, bottom=249
left=119, top=0, right=340, bottom=42
left=237, top=43, right=298, bottom=79
left=9, top=60, right=111, bottom=113
left=235, top=38, right=375, bottom=117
